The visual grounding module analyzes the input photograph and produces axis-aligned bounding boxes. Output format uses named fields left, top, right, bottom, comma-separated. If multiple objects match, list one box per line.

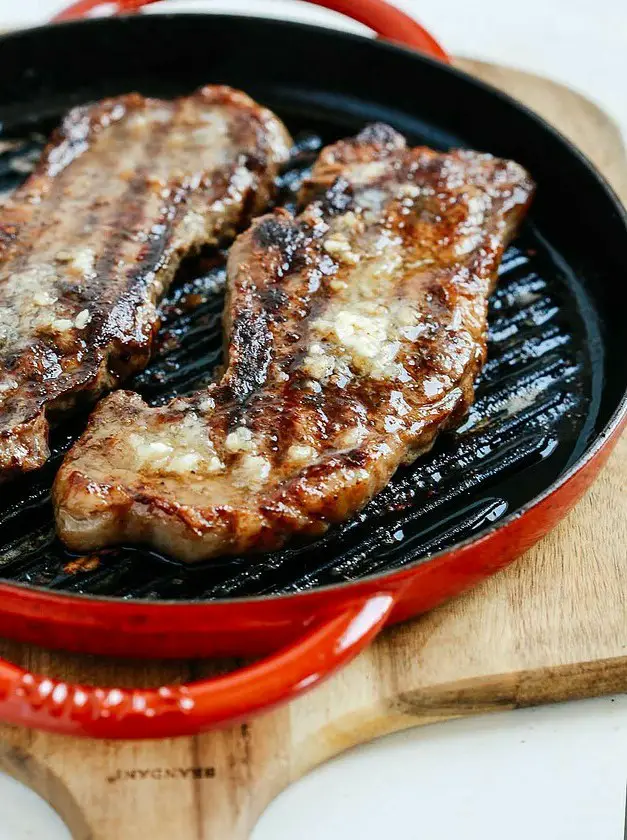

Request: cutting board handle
left=0, top=594, right=394, bottom=739
left=51, top=0, right=450, bottom=62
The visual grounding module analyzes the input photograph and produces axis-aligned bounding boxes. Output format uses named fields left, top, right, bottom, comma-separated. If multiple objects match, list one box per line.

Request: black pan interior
left=0, top=15, right=625, bottom=601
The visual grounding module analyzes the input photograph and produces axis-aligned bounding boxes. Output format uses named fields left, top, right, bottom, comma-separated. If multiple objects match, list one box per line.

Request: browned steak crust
left=53, top=124, right=534, bottom=562
left=0, top=86, right=291, bottom=479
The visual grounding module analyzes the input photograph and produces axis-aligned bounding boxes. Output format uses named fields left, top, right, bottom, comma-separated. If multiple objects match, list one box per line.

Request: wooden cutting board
left=0, top=59, right=625, bottom=840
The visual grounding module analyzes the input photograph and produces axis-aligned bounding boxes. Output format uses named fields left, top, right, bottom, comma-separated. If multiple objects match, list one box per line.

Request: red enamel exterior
left=0, top=0, right=622, bottom=738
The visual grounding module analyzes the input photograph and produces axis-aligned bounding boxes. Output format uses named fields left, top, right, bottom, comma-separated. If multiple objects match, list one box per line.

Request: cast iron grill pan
left=0, top=107, right=599, bottom=601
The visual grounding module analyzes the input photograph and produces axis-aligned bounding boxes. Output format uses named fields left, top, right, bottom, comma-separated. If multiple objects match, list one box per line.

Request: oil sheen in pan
left=0, top=126, right=597, bottom=601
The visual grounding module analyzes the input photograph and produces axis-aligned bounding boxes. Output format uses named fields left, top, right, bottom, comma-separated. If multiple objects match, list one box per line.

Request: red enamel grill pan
left=0, top=0, right=625, bottom=740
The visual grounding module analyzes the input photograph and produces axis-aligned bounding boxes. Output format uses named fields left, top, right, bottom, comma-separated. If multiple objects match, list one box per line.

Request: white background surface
left=0, top=1, right=625, bottom=837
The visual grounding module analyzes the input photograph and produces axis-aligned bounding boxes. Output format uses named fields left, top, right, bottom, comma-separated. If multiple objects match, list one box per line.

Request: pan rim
left=0, top=12, right=625, bottom=606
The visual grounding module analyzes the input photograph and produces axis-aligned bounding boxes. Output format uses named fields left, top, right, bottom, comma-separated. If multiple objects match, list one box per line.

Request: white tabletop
left=0, top=2, right=625, bottom=838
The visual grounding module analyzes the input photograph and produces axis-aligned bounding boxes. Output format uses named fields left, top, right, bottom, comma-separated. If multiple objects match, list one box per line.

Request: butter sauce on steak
left=53, top=124, right=534, bottom=562
left=0, top=86, right=292, bottom=479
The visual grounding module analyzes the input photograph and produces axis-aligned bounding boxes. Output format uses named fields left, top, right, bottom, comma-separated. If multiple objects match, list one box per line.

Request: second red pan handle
left=52, top=0, right=450, bottom=62
left=0, top=595, right=395, bottom=739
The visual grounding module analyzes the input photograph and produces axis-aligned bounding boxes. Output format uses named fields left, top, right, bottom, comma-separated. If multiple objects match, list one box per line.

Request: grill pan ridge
left=0, top=117, right=596, bottom=603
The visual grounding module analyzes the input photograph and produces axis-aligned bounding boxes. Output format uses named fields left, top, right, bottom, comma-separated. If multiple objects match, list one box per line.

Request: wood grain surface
left=0, top=59, right=625, bottom=840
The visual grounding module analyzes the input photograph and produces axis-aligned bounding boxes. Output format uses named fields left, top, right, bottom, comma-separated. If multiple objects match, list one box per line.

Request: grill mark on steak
left=228, top=305, right=273, bottom=406
left=53, top=124, right=534, bottom=562
left=86, top=110, right=176, bottom=378
left=92, top=115, right=173, bottom=293
left=0, top=86, right=292, bottom=479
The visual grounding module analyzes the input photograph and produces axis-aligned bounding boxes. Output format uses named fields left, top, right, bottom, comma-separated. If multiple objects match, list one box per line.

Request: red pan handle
left=0, top=595, right=394, bottom=738
left=52, top=0, right=450, bottom=62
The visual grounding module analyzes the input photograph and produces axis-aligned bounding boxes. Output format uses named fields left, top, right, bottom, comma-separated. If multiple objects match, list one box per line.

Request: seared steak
left=53, top=124, right=534, bottom=562
left=0, top=86, right=291, bottom=479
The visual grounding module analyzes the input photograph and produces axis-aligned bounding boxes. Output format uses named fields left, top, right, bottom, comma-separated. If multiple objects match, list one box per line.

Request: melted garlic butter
left=300, top=168, right=492, bottom=388
left=127, top=413, right=275, bottom=489
left=285, top=443, right=318, bottom=464
left=304, top=297, right=426, bottom=384
left=0, top=251, right=97, bottom=350
left=129, top=414, right=224, bottom=476
left=233, top=454, right=271, bottom=488
left=299, top=187, right=432, bottom=384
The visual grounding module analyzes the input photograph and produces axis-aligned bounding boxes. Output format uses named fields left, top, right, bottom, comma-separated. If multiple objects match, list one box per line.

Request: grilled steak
left=53, top=124, right=534, bottom=562
left=0, top=86, right=291, bottom=479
